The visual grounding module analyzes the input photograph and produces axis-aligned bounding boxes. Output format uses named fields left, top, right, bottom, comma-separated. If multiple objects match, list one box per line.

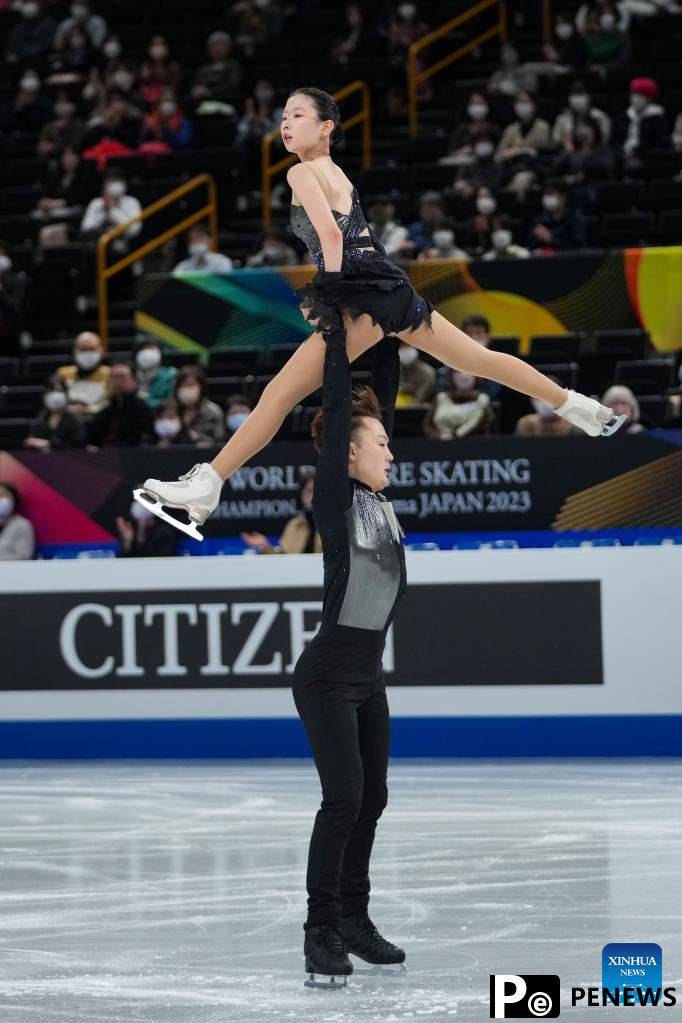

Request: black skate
left=303, top=921, right=353, bottom=989
left=339, top=912, right=407, bottom=976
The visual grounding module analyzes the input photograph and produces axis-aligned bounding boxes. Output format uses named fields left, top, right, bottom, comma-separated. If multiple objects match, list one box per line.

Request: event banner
left=0, top=579, right=602, bottom=690
left=136, top=247, right=682, bottom=355
left=0, top=434, right=681, bottom=545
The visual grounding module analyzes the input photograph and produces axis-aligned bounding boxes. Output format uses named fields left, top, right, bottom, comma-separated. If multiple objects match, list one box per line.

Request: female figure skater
left=296, top=325, right=406, bottom=988
left=139, top=86, right=623, bottom=532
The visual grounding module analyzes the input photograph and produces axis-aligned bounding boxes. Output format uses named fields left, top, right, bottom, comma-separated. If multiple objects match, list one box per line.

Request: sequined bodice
left=290, top=187, right=375, bottom=269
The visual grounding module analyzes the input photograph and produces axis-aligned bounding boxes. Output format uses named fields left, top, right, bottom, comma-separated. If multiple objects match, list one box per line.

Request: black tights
left=292, top=676, right=390, bottom=926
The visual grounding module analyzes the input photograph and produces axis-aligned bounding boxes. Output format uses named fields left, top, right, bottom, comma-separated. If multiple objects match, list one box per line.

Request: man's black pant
left=292, top=674, right=390, bottom=927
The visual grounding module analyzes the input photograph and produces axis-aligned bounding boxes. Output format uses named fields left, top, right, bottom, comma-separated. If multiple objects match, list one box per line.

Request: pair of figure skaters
left=137, top=88, right=624, bottom=987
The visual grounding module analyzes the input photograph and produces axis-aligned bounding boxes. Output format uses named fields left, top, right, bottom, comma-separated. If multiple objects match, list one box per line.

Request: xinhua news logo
left=490, top=975, right=560, bottom=1018
left=571, top=942, right=676, bottom=1008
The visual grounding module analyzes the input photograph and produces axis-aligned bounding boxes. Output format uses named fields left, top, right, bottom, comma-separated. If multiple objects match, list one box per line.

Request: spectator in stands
left=24, top=376, right=85, bottom=450
left=0, top=245, right=26, bottom=355
left=402, top=191, right=447, bottom=257
left=385, top=3, right=430, bottom=69
left=47, top=22, right=95, bottom=80
left=448, top=131, right=504, bottom=194
left=241, top=471, right=322, bottom=554
left=138, top=35, right=182, bottom=107
left=37, top=148, right=91, bottom=248
left=496, top=91, right=551, bottom=196
left=54, top=1, right=108, bottom=51
left=367, top=199, right=408, bottom=258
left=173, top=224, right=234, bottom=273
left=487, top=42, right=537, bottom=100
left=225, top=393, right=252, bottom=437
left=529, top=179, right=585, bottom=252
left=467, top=185, right=498, bottom=255
left=134, top=340, right=177, bottom=408
left=37, top=94, right=85, bottom=156
left=460, top=315, right=503, bottom=401
left=601, top=385, right=645, bottom=432
left=82, top=40, right=138, bottom=108
left=0, top=71, right=49, bottom=137
left=57, top=330, right=110, bottom=416
left=80, top=170, right=142, bottom=247
left=84, top=88, right=143, bottom=149
left=174, top=366, right=226, bottom=445
left=225, top=0, right=284, bottom=59
left=552, top=83, right=611, bottom=144
left=0, top=483, right=35, bottom=561
left=516, top=378, right=575, bottom=434
left=550, top=121, right=614, bottom=194
left=418, top=227, right=468, bottom=261
left=87, top=360, right=153, bottom=447
left=140, top=88, right=194, bottom=149
left=613, top=77, right=669, bottom=173
left=191, top=31, right=242, bottom=107
left=117, top=488, right=178, bottom=557
left=582, top=4, right=629, bottom=65
left=247, top=230, right=298, bottom=267
left=397, top=342, right=436, bottom=405
left=150, top=399, right=184, bottom=446
left=424, top=370, right=493, bottom=439
left=5, top=1, right=56, bottom=65
left=440, top=93, right=501, bottom=166
left=235, top=79, right=282, bottom=145
left=541, top=12, right=590, bottom=69
left=482, top=215, right=530, bottom=259
left=332, top=3, right=376, bottom=65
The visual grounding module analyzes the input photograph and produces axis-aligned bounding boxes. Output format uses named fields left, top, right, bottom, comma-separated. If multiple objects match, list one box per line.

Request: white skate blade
left=133, top=489, right=205, bottom=541
left=304, top=972, right=348, bottom=989
left=601, top=413, right=627, bottom=437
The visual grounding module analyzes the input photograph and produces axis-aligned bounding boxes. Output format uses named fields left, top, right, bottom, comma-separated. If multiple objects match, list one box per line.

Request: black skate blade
left=133, top=489, right=205, bottom=541
left=350, top=961, right=408, bottom=977
left=304, top=972, right=348, bottom=989
left=601, top=413, right=627, bottom=437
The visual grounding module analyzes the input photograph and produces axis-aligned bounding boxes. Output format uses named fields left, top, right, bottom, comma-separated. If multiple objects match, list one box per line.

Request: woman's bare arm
left=287, top=163, right=343, bottom=272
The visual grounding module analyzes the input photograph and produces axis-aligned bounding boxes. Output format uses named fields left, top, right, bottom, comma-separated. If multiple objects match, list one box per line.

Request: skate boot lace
left=318, top=922, right=346, bottom=957
left=178, top=463, right=203, bottom=482
left=352, top=914, right=386, bottom=951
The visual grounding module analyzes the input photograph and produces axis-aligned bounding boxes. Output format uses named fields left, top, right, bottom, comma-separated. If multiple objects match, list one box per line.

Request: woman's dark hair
left=296, top=469, right=316, bottom=509
left=0, top=481, right=20, bottom=512
left=288, top=87, right=343, bottom=145
left=153, top=398, right=180, bottom=420
left=310, top=385, right=382, bottom=453
left=174, top=365, right=207, bottom=401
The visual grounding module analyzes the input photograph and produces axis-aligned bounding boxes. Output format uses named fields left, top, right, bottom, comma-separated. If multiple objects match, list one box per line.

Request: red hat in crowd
left=629, top=77, right=659, bottom=99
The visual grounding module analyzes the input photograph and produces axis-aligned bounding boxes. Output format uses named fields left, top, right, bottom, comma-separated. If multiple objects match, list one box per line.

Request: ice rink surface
left=1, top=759, right=681, bottom=1022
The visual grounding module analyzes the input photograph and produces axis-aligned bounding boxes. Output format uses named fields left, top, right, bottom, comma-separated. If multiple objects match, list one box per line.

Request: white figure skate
left=553, top=389, right=627, bottom=437
left=133, top=462, right=223, bottom=541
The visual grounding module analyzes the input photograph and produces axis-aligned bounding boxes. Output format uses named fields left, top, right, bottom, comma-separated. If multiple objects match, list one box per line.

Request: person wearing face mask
left=385, top=2, right=430, bottom=66
left=482, top=215, right=530, bottom=261
left=487, top=42, right=537, bottom=100
left=583, top=4, right=629, bottom=63
left=496, top=91, right=550, bottom=170
left=467, top=186, right=498, bottom=255
left=516, top=378, right=575, bottom=435
left=440, top=93, right=500, bottom=166
left=0, top=71, right=49, bottom=135
left=134, top=341, right=177, bottom=408
left=235, top=78, right=283, bottom=145
left=173, top=225, right=234, bottom=274
left=173, top=366, right=226, bottom=446
left=191, top=31, right=243, bottom=108
left=84, top=89, right=144, bottom=149
left=56, top=331, right=110, bottom=416
left=150, top=400, right=184, bottom=447
left=54, top=0, right=108, bottom=50
left=601, top=386, right=645, bottom=433
left=0, top=483, right=35, bottom=562
left=424, top=369, right=493, bottom=439
left=140, top=88, right=194, bottom=149
left=241, top=470, right=323, bottom=554
left=5, top=1, right=57, bottom=65
left=366, top=200, right=408, bottom=259
left=542, top=15, right=590, bottom=69
left=24, top=376, right=85, bottom=450
left=247, top=230, right=298, bottom=267
left=396, top=341, right=436, bottom=405
left=87, top=360, right=153, bottom=448
left=419, top=227, right=468, bottom=261
left=80, top=171, right=142, bottom=243
left=139, top=34, right=182, bottom=107
left=116, top=482, right=178, bottom=557
left=552, top=84, right=610, bottom=145
left=529, top=179, right=585, bottom=252
left=224, top=394, right=253, bottom=438
left=613, top=78, right=669, bottom=169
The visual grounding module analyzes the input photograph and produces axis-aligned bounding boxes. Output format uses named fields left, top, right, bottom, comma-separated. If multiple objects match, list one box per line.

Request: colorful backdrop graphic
left=136, top=248, right=682, bottom=357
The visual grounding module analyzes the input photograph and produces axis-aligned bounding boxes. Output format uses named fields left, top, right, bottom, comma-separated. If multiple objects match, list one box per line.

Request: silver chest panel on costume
left=337, top=485, right=403, bottom=631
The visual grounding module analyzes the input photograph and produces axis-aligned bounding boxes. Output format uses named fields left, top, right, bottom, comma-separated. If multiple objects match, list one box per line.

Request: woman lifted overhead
left=136, top=87, right=624, bottom=536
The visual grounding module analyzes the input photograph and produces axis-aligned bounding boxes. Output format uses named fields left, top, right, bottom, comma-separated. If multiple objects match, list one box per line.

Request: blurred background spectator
left=174, top=366, right=226, bottom=445
left=134, top=340, right=177, bottom=407
left=247, top=229, right=297, bottom=266
left=397, top=342, right=436, bottom=405
left=87, top=359, right=152, bottom=447
left=174, top=225, right=234, bottom=273
left=0, top=483, right=35, bottom=561
left=367, top=199, right=408, bottom=257
left=601, top=385, right=645, bottom=432
left=56, top=331, right=110, bottom=416
left=516, top=377, right=574, bottom=435
left=24, top=376, right=86, bottom=450
left=241, top=471, right=321, bottom=553
left=425, top=370, right=494, bottom=439
left=225, top=394, right=252, bottom=437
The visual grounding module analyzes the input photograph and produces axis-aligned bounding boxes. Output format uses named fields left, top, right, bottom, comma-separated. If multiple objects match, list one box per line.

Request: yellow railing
left=261, top=80, right=372, bottom=229
left=408, top=0, right=507, bottom=136
left=97, top=173, right=217, bottom=348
